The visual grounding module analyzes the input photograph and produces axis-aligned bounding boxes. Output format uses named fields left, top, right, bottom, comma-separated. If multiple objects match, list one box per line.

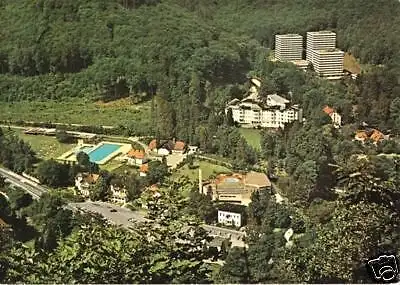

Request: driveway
left=166, top=153, right=187, bottom=169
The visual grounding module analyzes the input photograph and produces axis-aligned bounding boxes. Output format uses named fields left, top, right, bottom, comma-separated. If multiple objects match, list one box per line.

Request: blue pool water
left=87, top=144, right=121, bottom=163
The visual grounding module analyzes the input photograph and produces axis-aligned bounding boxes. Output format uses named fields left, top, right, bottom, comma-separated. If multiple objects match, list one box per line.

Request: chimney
left=199, top=168, right=203, bottom=194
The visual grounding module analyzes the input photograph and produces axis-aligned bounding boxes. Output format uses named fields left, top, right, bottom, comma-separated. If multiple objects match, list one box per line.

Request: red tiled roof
left=127, top=149, right=145, bottom=159
left=355, top=129, right=385, bottom=142
left=355, top=130, right=368, bottom=140
left=148, top=139, right=157, bottom=150
left=85, top=174, right=99, bottom=184
left=140, top=164, right=149, bottom=173
left=323, top=106, right=334, bottom=115
left=370, top=130, right=384, bottom=142
left=174, top=141, right=186, bottom=151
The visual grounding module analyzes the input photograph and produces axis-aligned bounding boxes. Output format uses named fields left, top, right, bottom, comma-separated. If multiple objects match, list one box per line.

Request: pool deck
left=57, top=141, right=132, bottom=165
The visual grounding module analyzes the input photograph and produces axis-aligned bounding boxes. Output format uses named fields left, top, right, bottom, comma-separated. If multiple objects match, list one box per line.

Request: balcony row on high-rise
left=274, top=31, right=344, bottom=80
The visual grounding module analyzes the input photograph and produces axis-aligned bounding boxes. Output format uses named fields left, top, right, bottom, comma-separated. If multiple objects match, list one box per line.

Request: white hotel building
left=306, top=31, right=344, bottom=78
left=275, top=34, right=303, bottom=61
left=226, top=94, right=302, bottom=129
left=306, top=31, right=336, bottom=63
left=312, top=49, right=344, bottom=78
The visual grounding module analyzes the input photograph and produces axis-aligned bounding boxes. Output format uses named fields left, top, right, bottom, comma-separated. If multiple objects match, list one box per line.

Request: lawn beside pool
left=239, top=128, right=262, bottom=150
left=173, top=161, right=231, bottom=181
left=10, top=129, right=74, bottom=159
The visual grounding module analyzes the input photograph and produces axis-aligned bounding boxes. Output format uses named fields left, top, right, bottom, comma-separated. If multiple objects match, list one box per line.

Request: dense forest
left=0, top=0, right=399, bottom=139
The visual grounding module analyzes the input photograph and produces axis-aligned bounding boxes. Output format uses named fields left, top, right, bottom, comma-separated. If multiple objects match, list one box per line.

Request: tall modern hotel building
left=312, top=49, right=344, bottom=78
left=275, top=34, right=303, bottom=61
left=306, top=31, right=336, bottom=63
left=306, top=31, right=343, bottom=78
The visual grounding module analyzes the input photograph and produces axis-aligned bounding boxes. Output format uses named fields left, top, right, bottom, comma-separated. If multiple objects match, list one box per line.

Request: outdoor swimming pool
left=86, top=143, right=121, bottom=163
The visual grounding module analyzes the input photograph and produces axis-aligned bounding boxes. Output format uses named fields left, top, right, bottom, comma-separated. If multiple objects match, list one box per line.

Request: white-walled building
left=323, top=106, right=342, bottom=128
left=306, top=31, right=336, bottom=64
left=290, top=59, right=309, bottom=71
left=226, top=94, right=302, bottom=129
left=74, top=173, right=99, bottom=198
left=312, top=49, right=344, bottom=78
left=275, top=34, right=303, bottom=61
left=110, top=184, right=128, bottom=204
left=218, top=210, right=242, bottom=227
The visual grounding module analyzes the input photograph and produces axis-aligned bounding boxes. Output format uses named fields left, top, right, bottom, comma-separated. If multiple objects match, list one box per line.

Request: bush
left=290, top=216, right=306, bottom=233
left=55, top=130, right=76, bottom=144
left=271, top=204, right=291, bottom=228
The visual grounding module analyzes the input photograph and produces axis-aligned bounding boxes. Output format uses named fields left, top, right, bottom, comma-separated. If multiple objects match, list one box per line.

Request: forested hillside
left=0, top=0, right=399, bottom=101
left=0, top=0, right=399, bottom=139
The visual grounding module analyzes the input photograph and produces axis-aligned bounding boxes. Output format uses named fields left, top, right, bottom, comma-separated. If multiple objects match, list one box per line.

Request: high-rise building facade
left=306, top=31, right=336, bottom=64
left=275, top=34, right=303, bottom=61
left=312, top=49, right=344, bottom=78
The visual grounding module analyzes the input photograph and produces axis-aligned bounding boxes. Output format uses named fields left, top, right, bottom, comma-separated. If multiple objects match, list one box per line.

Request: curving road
left=0, top=167, right=47, bottom=199
left=0, top=166, right=246, bottom=246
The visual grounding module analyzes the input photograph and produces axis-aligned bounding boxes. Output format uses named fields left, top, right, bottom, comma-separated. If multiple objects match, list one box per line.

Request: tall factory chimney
left=198, top=168, right=203, bottom=194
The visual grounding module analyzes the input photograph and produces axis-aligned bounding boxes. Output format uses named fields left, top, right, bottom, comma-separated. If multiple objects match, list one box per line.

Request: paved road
left=1, top=166, right=246, bottom=246
left=193, top=154, right=233, bottom=168
left=73, top=201, right=246, bottom=242
left=0, top=167, right=48, bottom=199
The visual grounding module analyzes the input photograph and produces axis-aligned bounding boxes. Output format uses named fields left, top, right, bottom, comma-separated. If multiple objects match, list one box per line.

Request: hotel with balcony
left=306, top=31, right=336, bottom=63
left=306, top=31, right=344, bottom=78
left=312, top=49, right=344, bottom=79
left=275, top=34, right=303, bottom=61
left=226, top=94, right=302, bottom=129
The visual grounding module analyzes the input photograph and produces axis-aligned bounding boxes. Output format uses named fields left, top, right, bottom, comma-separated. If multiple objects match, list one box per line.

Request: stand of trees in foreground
left=0, top=181, right=219, bottom=283
left=1, top=152, right=400, bottom=283
left=218, top=154, right=400, bottom=283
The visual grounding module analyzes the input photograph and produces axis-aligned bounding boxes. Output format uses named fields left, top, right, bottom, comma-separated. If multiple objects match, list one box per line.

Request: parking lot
left=70, top=201, right=149, bottom=228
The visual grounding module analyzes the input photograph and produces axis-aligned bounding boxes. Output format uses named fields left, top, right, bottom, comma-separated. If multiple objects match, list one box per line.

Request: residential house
left=75, top=173, right=99, bottom=197
left=354, top=128, right=388, bottom=144
left=147, top=139, right=171, bottom=155
left=157, top=148, right=170, bottom=156
left=202, top=172, right=271, bottom=206
left=148, top=139, right=157, bottom=153
left=126, top=149, right=146, bottom=166
left=110, top=184, right=128, bottom=204
left=148, top=139, right=188, bottom=156
left=140, top=163, right=149, bottom=177
left=218, top=210, right=242, bottom=227
left=148, top=184, right=161, bottom=198
left=323, top=106, right=342, bottom=128
left=172, top=141, right=186, bottom=154
left=187, top=145, right=199, bottom=155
